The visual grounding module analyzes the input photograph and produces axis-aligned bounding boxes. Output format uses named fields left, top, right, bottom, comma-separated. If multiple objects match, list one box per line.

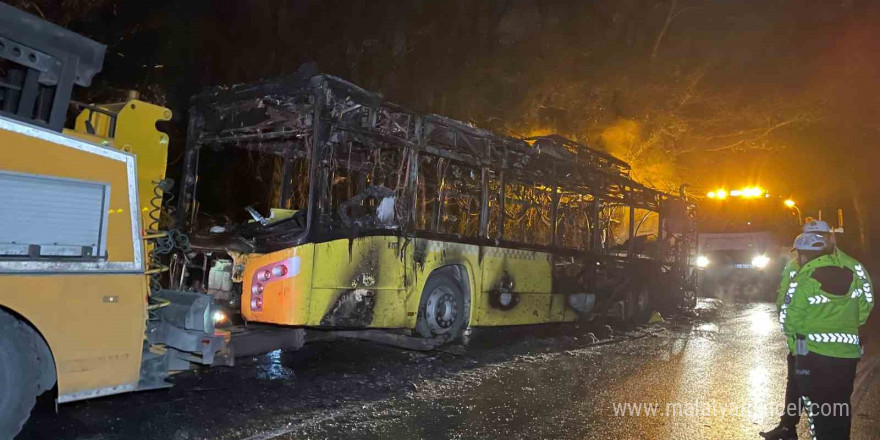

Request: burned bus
left=173, top=69, right=698, bottom=343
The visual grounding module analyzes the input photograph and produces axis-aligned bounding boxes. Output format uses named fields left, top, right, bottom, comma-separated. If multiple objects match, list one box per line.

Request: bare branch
left=651, top=2, right=700, bottom=60
left=702, top=116, right=805, bottom=152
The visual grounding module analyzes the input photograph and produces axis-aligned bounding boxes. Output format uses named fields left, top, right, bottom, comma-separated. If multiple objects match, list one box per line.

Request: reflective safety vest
left=775, top=248, right=861, bottom=310
left=777, top=257, right=799, bottom=312
left=779, top=253, right=873, bottom=359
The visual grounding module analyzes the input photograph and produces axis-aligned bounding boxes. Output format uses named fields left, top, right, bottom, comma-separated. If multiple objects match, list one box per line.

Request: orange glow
left=784, top=199, right=796, bottom=208
left=706, top=186, right=764, bottom=200
left=741, top=187, right=764, bottom=198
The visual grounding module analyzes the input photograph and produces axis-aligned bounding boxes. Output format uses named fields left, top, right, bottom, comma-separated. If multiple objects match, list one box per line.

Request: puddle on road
left=255, top=349, right=295, bottom=381
left=694, top=322, right=719, bottom=333
left=748, top=310, right=776, bottom=336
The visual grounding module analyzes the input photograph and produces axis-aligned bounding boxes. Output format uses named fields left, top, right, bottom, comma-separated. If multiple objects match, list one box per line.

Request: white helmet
left=794, top=232, right=828, bottom=251
left=803, top=220, right=831, bottom=233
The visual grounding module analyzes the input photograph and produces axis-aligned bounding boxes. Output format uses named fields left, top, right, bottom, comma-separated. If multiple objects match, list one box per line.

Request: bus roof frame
left=179, top=71, right=691, bottom=248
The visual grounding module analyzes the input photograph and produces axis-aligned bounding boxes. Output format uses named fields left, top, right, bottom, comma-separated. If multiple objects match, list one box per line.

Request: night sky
left=13, top=0, right=880, bottom=256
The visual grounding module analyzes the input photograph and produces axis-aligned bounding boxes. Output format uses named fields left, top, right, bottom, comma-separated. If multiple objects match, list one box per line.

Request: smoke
left=600, top=119, right=680, bottom=192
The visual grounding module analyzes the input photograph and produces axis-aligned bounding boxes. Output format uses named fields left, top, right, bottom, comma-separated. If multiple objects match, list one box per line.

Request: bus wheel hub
left=427, top=288, right=458, bottom=333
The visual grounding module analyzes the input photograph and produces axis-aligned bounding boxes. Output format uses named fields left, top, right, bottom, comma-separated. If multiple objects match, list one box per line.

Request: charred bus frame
left=176, top=71, right=697, bottom=323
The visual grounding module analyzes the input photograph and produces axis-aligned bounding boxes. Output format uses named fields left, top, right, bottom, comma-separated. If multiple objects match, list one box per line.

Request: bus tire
left=624, top=284, right=651, bottom=325
left=0, top=309, right=55, bottom=439
left=415, top=273, right=468, bottom=342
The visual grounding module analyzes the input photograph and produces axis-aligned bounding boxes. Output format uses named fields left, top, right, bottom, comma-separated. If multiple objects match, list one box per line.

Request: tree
left=17, top=0, right=879, bottom=250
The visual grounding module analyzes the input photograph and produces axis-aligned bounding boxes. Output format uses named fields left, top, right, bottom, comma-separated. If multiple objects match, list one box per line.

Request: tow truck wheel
left=415, top=272, right=468, bottom=342
left=0, top=310, right=55, bottom=439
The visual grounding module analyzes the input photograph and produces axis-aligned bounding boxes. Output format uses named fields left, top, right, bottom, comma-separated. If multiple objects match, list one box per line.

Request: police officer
left=761, top=220, right=861, bottom=439
left=777, top=232, right=872, bottom=439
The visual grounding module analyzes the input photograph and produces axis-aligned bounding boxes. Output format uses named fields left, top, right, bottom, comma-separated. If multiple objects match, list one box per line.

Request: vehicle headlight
left=696, top=255, right=710, bottom=268
left=751, top=255, right=770, bottom=269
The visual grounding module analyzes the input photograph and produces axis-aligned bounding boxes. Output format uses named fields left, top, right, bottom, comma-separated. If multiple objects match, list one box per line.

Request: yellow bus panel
left=242, top=236, right=573, bottom=330
left=240, top=246, right=314, bottom=326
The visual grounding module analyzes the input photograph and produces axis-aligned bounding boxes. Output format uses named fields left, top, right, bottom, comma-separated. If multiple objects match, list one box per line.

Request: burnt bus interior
left=173, top=68, right=697, bottom=317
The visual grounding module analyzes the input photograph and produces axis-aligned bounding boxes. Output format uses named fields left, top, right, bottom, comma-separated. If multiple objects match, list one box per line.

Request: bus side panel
left=240, top=246, right=314, bottom=325
left=0, top=274, right=145, bottom=400
left=475, top=246, right=555, bottom=326
left=405, top=239, right=482, bottom=329
left=550, top=294, right=574, bottom=323
left=308, top=237, right=409, bottom=328
left=306, top=288, right=410, bottom=328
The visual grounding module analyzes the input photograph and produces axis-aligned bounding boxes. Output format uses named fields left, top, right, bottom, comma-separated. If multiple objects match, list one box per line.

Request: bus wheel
left=415, top=273, right=468, bottom=342
left=624, top=284, right=651, bottom=325
left=0, top=310, right=54, bottom=438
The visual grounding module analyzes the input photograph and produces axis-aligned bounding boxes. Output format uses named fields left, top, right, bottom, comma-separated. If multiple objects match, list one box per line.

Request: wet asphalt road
left=19, top=301, right=880, bottom=440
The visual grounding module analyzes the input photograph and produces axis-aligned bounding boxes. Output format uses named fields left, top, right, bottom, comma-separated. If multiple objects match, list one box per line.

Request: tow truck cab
left=695, top=192, right=798, bottom=301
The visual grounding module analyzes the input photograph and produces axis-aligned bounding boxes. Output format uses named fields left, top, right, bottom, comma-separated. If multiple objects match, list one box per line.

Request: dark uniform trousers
left=780, top=353, right=801, bottom=427
left=794, top=352, right=859, bottom=440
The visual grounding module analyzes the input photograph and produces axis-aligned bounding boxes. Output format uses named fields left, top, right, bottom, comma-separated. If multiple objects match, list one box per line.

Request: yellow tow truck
left=0, top=4, right=228, bottom=437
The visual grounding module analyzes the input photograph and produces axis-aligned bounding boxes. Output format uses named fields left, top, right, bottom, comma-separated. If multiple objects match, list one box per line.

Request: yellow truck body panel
left=5, top=127, right=138, bottom=264
left=0, top=274, right=146, bottom=400
left=0, top=116, right=146, bottom=402
left=67, top=99, right=172, bottom=232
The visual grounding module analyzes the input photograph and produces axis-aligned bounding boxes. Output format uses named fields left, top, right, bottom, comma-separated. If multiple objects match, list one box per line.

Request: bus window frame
left=179, top=74, right=694, bottom=265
